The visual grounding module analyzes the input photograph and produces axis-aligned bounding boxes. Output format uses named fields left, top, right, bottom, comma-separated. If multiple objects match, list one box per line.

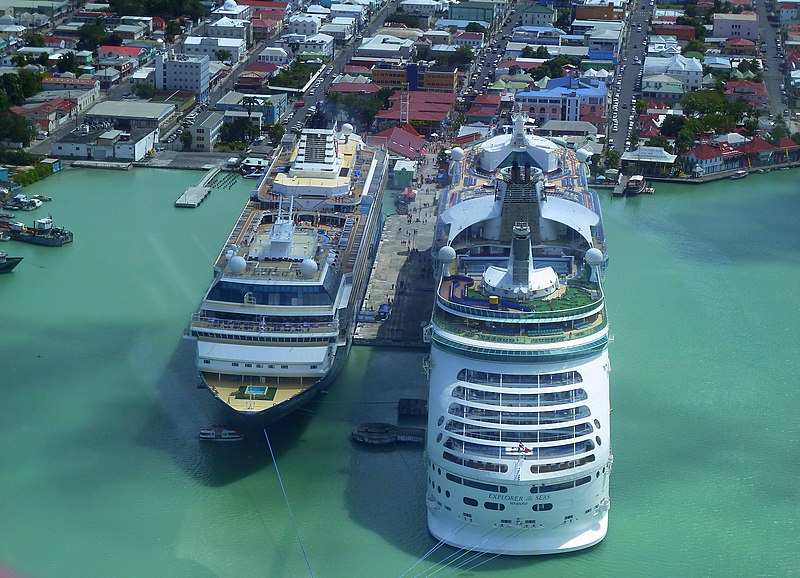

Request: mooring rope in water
left=441, top=528, right=528, bottom=577
left=263, top=428, right=315, bottom=578
left=417, top=527, right=503, bottom=578
left=398, top=520, right=470, bottom=578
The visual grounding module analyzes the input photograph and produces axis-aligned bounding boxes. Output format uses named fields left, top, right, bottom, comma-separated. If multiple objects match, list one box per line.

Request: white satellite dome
left=341, top=123, right=353, bottom=136
left=300, top=258, right=319, bottom=275
left=450, top=147, right=465, bottom=161
left=585, top=248, right=604, bottom=266
left=229, top=255, right=247, bottom=274
left=576, top=148, right=592, bottom=164
left=222, top=0, right=238, bottom=10
left=438, top=245, right=457, bottom=263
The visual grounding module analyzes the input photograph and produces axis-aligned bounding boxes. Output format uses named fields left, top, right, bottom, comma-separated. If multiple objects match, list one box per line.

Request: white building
left=189, top=111, right=224, bottom=152
left=207, top=16, right=252, bottom=46
left=180, top=36, right=247, bottom=63
left=258, top=46, right=293, bottom=66
left=355, top=34, right=415, bottom=58
left=155, top=51, right=211, bottom=102
left=276, top=33, right=335, bottom=59
left=643, top=53, right=703, bottom=91
left=211, top=0, right=251, bottom=22
left=288, top=14, right=323, bottom=36
left=329, top=4, right=365, bottom=25
left=400, top=0, right=443, bottom=16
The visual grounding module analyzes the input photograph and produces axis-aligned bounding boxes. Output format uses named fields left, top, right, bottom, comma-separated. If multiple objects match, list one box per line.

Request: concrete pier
left=174, top=167, right=220, bottom=207
left=354, top=152, right=442, bottom=348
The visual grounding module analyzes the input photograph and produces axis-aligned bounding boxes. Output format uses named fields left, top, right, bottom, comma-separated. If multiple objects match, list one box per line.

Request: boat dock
left=354, top=154, right=440, bottom=348
left=71, top=160, right=132, bottom=170
left=612, top=176, right=629, bottom=197
left=174, top=167, right=220, bottom=207
left=351, top=423, right=426, bottom=445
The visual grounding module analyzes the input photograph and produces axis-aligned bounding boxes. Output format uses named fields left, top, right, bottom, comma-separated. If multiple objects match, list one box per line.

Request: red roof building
left=371, top=123, right=427, bottom=159
left=375, top=91, right=457, bottom=130
left=10, top=98, right=76, bottom=132
left=329, top=82, right=382, bottom=94
left=344, top=65, right=372, bottom=76
left=725, top=37, right=757, bottom=55
left=724, top=80, right=768, bottom=109
left=467, top=94, right=501, bottom=122
left=98, top=45, right=146, bottom=59
left=684, top=142, right=744, bottom=173
left=152, top=16, right=166, bottom=31
left=251, top=16, right=283, bottom=41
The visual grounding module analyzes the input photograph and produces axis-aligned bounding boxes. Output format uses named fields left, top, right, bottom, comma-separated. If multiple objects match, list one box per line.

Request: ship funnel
left=511, top=222, right=531, bottom=287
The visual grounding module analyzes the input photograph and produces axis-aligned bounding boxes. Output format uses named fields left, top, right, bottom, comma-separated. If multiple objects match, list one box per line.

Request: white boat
left=242, top=170, right=265, bottom=179
left=730, top=170, right=748, bottom=179
left=199, top=425, right=245, bottom=441
left=188, top=124, right=387, bottom=421
left=425, top=109, right=612, bottom=555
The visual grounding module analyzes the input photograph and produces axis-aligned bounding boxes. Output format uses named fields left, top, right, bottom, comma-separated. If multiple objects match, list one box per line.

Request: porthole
left=445, top=490, right=451, bottom=498
left=437, top=486, right=441, bottom=494
left=533, top=503, right=553, bottom=511
left=438, top=468, right=441, bottom=475
left=596, top=436, right=602, bottom=446
left=594, top=419, right=600, bottom=428
left=436, top=433, right=443, bottom=443
left=596, top=471, right=600, bottom=478
left=438, top=416, right=444, bottom=426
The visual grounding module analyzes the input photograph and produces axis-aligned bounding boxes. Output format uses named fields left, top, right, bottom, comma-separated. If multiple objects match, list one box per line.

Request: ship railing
left=191, top=314, right=338, bottom=334
left=435, top=294, right=603, bottom=321
left=445, top=428, right=592, bottom=443
left=450, top=392, right=588, bottom=407
left=434, top=314, right=606, bottom=344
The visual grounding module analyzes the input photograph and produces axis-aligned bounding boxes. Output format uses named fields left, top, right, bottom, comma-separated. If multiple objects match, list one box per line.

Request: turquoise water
left=1, top=169, right=798, bottom=577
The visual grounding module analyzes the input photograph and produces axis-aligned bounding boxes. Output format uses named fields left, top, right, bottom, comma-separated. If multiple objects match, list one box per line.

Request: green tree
left=133, top=82, right=157, bottom=99
left=508, top=65, right=521, bottom=76
left=536, top=46, right=550, bottom=59
left=56, top=51, right=78, bottom=74
left=520, top=46, right=537, bottom=58
left=0, top=112, right=36, bottom=146
left=106, top=32, right=124, bottom=46
left=242, top=95, right=259, bottom=141
left=28, top=33, right=45, bottom=47
left=450, top=45, right=474, bottom=67
left=682, top=39, right=707, bottom=55
left=647, top=135, right=674, bottom=153
left=465, top=22, right=486, bottom=34
left=78, top=21, right=109, bottom=51
left=660, top=114, right=686, bottom=137
left=267, top=122, right=285, bottom=146
left=165, top=19, right=182, bottom=43
left=605, top=149, right=621, bottom=169
left=416, top=45, right=432, bottom=61
left=180, top=130, right=193, bottom=150
left=215, top=49, right=232, bottom=62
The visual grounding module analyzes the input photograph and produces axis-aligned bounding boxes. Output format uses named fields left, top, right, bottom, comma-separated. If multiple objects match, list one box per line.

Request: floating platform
left=174, top=167, right=220, bottom=208
left=398, top=398, right=428, bottom=417
left=71, top=160, right=132, bottom=170
left=351, top=423, right=425, bottom=445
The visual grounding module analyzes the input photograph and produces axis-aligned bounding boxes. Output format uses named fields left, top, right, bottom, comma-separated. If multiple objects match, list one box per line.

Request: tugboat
left=0, top=251, right=23, bottom=273
left=4, top=217, right=73, bottom=246
left=199, top=425, right=245, bottom=441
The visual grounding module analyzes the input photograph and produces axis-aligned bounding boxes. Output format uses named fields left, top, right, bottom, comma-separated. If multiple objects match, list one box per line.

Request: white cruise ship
left=188, top=124, right=387, bottom=420
left=425, top=111, right=612, bottom=554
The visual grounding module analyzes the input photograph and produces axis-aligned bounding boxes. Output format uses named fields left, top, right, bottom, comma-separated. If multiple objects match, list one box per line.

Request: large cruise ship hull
left=199, top=337, right=352, bottom=423
left=425, top=342, right=612, bottom=555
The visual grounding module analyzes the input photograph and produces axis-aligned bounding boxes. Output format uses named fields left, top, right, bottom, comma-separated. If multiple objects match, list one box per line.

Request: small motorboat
left=199, top=425, right=245, bottom=441
left=0, top=232, right=10, bottom=241
left=32, top=195, right=52, bottom=202
left=0, top=213, right=14, bottom=220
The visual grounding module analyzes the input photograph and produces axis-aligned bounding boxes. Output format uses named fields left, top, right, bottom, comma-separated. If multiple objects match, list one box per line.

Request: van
left=36, top=130, right=49, bottom=139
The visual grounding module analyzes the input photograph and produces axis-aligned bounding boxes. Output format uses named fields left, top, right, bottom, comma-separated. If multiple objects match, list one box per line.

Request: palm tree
left=242, top=96, right=259, bottom=142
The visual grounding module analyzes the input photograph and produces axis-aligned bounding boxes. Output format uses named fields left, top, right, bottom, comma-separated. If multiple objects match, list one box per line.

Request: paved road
left=753, top=2, right=789, bottom=119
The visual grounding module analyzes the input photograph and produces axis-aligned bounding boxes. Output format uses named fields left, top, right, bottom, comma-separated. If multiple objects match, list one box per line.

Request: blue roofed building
left=514, top=73, right=608, bottom=130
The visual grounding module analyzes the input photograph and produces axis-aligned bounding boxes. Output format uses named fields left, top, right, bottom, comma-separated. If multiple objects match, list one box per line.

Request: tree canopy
left=108, top=0, right=204, bottom=20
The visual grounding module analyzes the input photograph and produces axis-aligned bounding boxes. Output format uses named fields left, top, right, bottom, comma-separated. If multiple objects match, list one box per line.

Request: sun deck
left=201, top=372, right=310, bottom=414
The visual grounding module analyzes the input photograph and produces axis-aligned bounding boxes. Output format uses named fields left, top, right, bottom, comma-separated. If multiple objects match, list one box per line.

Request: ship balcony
left=436, top=276, right=603, bottom=322
left=432, top=308, right=607, bottom=346
left=442, top=437, right=596, bottom=463
left=191, top=314, right=339, bottom=336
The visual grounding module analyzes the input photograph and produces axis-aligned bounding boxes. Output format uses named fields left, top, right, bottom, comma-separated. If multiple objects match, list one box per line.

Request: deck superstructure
left=424, top=110, right=612, bottom=555
left=189, top=125, right=387, bottom=419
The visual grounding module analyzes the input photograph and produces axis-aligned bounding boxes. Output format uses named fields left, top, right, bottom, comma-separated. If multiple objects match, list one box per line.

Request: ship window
left=244, top=363, right=252, bottom=367
left=257, top=364, right=263, bottom=368
left=596, top=436, right=602, bottom=446
left=457, top=369, right=583, bottom=388
left=436, top=433, right=442, bottom=443
left=443, top=451, right=507, bottom=473
left=532, top=503, right=553, bottom=511
left=310, top=365, right=318, bottom=369
left=531, top=476, right=591, bottom=494
left=438, top=416, right=444, bottom=426
left=268, top=364, right=274, bottom=368
left=464, top=479, right=507, bottom=493
left=484, top=502, right=505, bottom=511
left=530, top=455, right=595, bottom=474
left=445, top=419, right=593, bottom=443
left=447, top=404, right=592, bottom=425
left=594, top=419, right=600, bottom=429
left=203, top=359, right=210, bottom=364
left=451, top=386, right=588, bottom=407
left=281, top=365, right=288, bottom=369
left=463, top=497, right=478, bottom=507
left=232, top=362, right=239, bottom=367
left=445, top=490, right=451, bottom=498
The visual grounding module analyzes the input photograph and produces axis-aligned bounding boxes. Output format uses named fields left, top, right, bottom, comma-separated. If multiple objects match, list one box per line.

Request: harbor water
left=0, top=168, right=797, bottom=577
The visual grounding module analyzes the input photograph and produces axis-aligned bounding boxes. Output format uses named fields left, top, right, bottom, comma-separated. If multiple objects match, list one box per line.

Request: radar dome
left=341, top=123, right=353, bottom=136
left=576, top=148, right=592, bottom=164
left=300, top=258, right=319, bottom=275
left=450, top=147, right=465, bottom=161
left=438, top=245, right=457, bottom=263
left=229, top=255, right=247, bottom=274
left=222, top=0, right=238, bottom=9
left=585, top=248, right=604, bottom=266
